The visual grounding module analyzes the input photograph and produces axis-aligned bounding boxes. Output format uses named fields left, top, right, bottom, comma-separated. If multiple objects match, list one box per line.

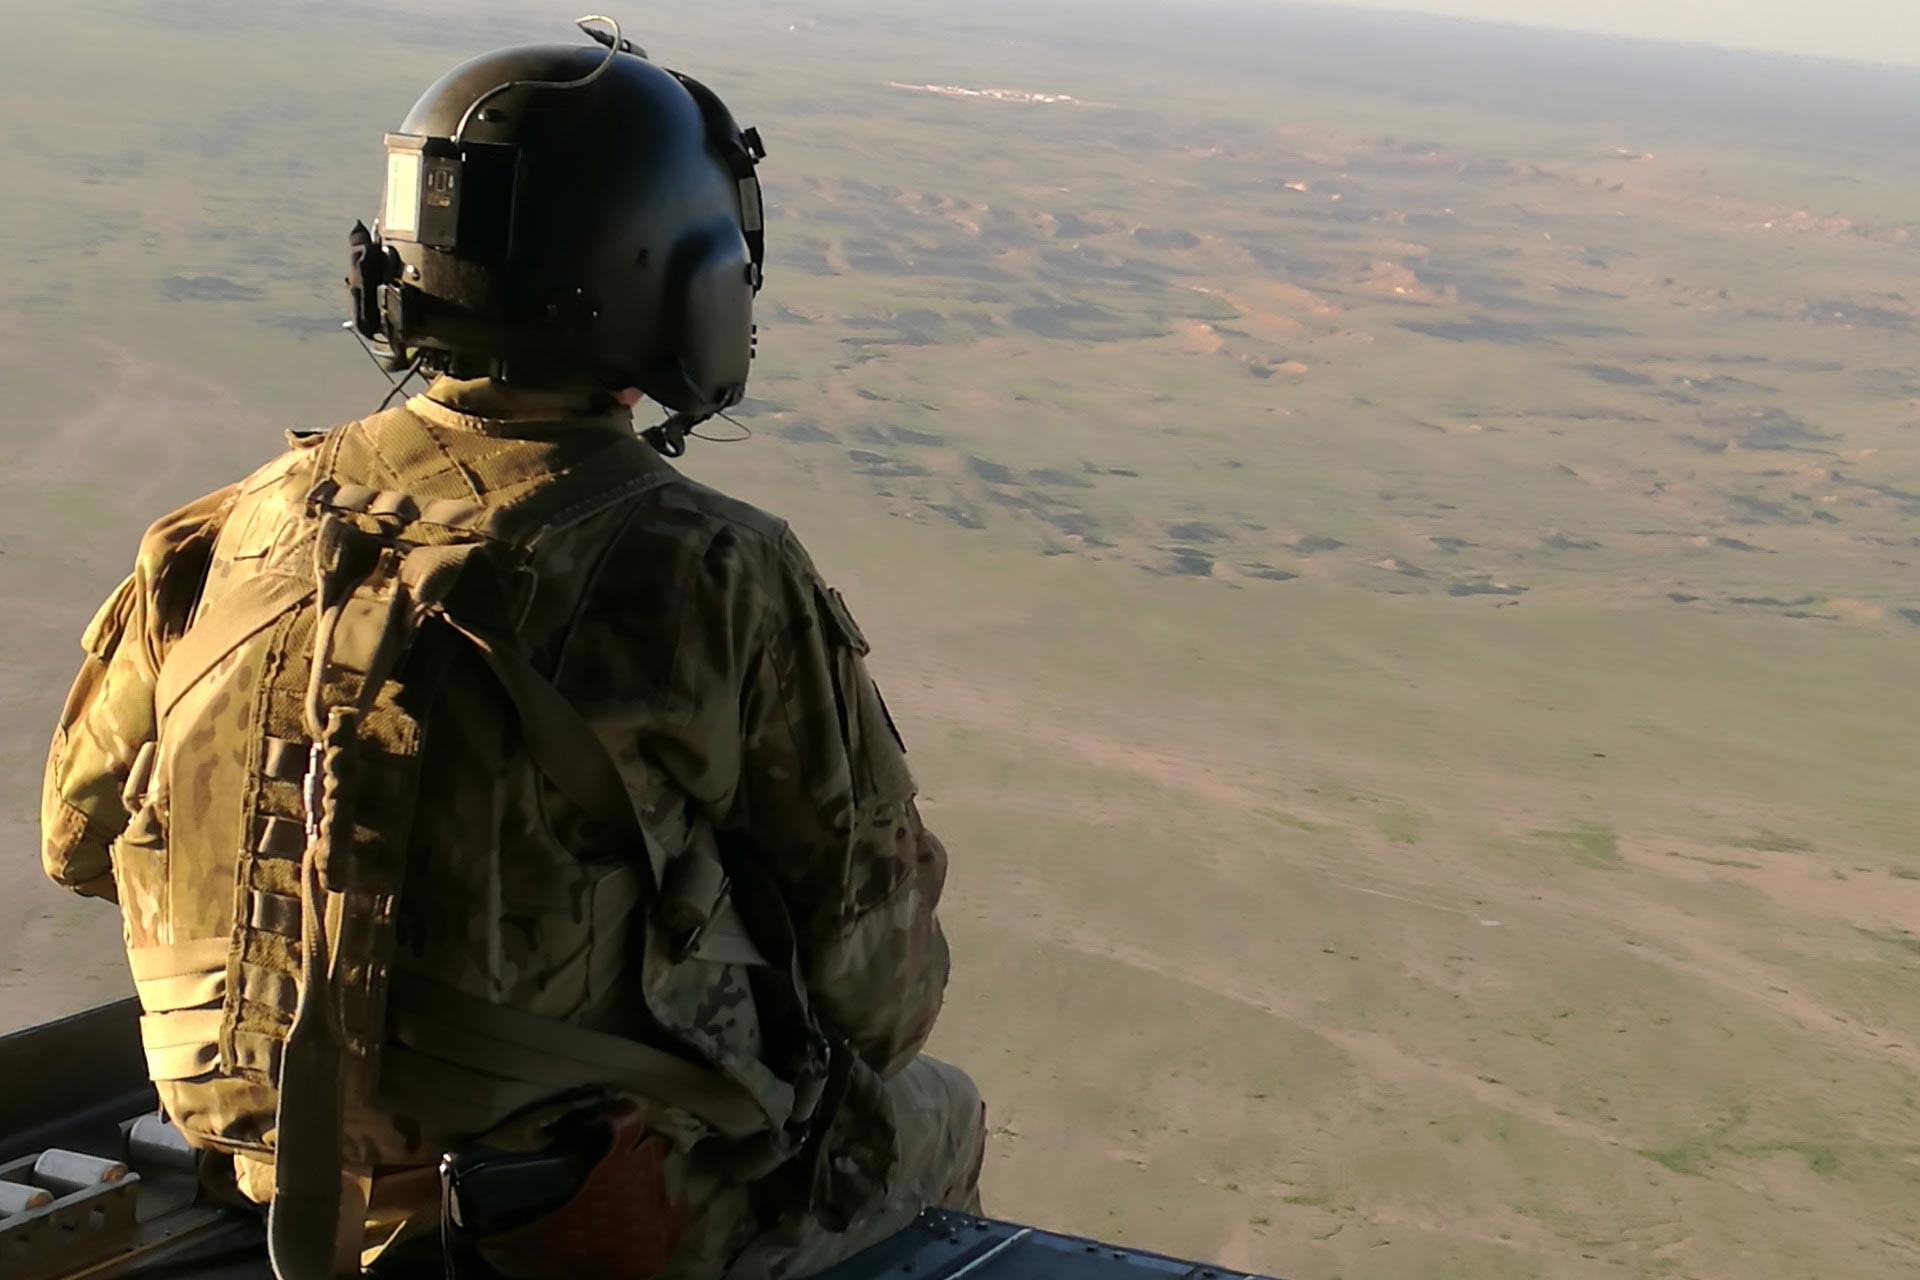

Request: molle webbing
left=129, top=938, right=289, bottom=1081
left=271, top=511, right=413, bottom=1280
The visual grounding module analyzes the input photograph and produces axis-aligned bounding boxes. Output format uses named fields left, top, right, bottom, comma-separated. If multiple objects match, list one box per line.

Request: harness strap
left=441, top=614, right=671, bottom=891
left=422, top=555, right=771, bottom=973
left=155, top=571, right=315, bottom=718
left=380, top=976, right=805, bottom=1198
left=441, top=613, right=773, bottom=975
left=382, top=975, right=778, bottom=1138
left=377, top=1052, right=794, bottom=1196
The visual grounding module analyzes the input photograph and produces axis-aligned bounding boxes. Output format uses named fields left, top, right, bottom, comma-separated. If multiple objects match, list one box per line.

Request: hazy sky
left=1308, top=0, right=1920, bottom=68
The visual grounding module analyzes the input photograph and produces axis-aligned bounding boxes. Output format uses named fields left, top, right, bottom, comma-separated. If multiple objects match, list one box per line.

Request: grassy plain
left=4, top=1, right=1920, bottom=1277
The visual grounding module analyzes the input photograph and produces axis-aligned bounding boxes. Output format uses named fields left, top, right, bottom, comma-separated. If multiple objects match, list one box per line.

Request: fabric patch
left=817, top=587, right=871, bottom=657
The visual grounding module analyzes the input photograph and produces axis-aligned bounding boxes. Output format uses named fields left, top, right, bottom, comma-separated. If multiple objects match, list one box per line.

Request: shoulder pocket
left=813, top=585, right=914, bottom=806
left=81, top=575, right=139, bottom=662
left=818, top=586, right=871, bottom=657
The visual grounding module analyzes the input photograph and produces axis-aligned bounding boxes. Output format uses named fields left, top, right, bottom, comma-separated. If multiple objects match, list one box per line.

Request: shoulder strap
left=154, top=571, right=315, bottom=718
left=381, top=973, right=779, bottom=1138
left=440, top=604, right=673, bottom=893
left=423, top=555, right=766, bottom=969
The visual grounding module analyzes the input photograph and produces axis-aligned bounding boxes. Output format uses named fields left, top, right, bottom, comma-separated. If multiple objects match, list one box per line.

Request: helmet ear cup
left=660, top=217, right=754, bottom=413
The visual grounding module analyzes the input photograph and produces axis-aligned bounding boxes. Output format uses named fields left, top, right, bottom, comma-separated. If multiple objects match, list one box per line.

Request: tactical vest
left=112, top=405, right=826, bottom=1277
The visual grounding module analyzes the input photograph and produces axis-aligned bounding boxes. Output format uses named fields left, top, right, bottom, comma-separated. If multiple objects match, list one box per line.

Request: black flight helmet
left=347, top=18, right=767, bottom=431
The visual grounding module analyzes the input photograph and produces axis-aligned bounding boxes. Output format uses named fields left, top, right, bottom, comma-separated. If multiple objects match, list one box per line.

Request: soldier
left=38, top=22, right=985, bottom=1280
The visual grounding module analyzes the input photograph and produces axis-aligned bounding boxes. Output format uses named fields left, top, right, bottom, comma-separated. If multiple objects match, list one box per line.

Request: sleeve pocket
left=81, top=575, right=138, bottom=662
left=815, top=586, right=916, bottom=807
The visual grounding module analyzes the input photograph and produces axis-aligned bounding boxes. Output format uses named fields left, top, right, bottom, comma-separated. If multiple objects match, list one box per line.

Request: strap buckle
left=301, top=743, right=325, bottom=841
left=666, top=876, right=729, bottom=964
left=787, top=1038, right=833, bottom=1131
left=120, top=740, right=158, bottom=810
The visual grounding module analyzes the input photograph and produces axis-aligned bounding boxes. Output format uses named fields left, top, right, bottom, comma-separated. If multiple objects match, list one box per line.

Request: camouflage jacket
left=41, top=376, right=951, bottom=1176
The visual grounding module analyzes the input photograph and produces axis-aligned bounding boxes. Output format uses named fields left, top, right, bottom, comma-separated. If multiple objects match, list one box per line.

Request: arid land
left=3, top=2, right=1920, bottom=1277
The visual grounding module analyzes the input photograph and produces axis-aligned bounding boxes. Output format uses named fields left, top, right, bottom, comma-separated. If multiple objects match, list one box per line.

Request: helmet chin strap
left=643, top=411, right=702, bottom=458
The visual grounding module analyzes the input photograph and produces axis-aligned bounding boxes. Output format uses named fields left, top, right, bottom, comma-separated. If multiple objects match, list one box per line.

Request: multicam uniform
left=40, top=377, right=985, bottom=1276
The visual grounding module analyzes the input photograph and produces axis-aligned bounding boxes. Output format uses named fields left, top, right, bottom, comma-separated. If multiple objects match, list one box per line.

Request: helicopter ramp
left=0, top=1001, right=1278, bottom=1280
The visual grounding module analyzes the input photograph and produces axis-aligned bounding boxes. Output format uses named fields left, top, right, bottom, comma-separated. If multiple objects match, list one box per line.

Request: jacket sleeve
left=41, top=488, right=234, bottom=899
left=732, top=529, right=951, bottom=1078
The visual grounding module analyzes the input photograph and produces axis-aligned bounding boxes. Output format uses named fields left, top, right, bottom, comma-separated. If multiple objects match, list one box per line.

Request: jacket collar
left=406, top=377, right=634, bottom=433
